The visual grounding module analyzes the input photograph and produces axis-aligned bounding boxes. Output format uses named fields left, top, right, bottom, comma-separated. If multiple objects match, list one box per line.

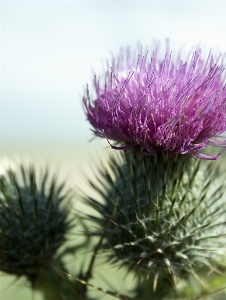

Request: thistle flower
left=0, top=164, right=71, bottom=280
left=83, top=45, right=226, bottom=160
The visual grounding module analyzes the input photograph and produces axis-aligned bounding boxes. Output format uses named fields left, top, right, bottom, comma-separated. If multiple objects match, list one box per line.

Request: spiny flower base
left=85, top=151, right=226, bottom=298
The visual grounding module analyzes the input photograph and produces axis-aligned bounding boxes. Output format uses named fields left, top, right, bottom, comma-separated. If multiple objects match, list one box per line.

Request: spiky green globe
left=86, top=152, right=226, bottom=289
left=0, top=165, right=71, bottom=279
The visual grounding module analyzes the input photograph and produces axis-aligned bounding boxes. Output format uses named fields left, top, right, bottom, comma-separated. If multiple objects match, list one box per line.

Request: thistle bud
left=0, top=164, right=71, bottom=281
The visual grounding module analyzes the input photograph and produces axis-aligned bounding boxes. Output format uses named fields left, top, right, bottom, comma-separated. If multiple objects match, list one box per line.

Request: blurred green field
left=0, top=274, right=42, bottom=300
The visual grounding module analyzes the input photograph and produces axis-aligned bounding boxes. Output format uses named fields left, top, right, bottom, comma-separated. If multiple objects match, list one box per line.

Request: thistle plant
left=1, top=43, right=226, bottom=300
left=82, top=44, right=226, bottom=299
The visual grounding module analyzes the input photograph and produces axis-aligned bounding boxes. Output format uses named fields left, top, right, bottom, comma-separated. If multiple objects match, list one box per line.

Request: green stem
left=32, top=261, right=86, bottom=300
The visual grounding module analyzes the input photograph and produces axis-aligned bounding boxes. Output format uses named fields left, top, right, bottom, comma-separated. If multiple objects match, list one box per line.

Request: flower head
left=83, top=45, right=226, bottom=159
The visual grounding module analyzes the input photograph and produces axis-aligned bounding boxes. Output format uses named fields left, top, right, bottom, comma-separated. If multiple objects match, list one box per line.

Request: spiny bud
left=0, top=163, right=71, bottom=280
left=85, top=152, right=226, bottom=293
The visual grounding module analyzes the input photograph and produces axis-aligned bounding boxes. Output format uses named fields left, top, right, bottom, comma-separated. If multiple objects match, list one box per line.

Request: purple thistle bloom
left=83, top=45, right=226, bottom=160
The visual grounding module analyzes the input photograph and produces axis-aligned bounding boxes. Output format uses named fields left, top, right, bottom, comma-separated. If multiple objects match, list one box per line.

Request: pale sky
left=2, top=0, right=226, bottom=153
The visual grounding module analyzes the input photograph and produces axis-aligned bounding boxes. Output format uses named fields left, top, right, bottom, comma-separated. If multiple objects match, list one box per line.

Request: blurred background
left=1, top=1, right=226, bottom=299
